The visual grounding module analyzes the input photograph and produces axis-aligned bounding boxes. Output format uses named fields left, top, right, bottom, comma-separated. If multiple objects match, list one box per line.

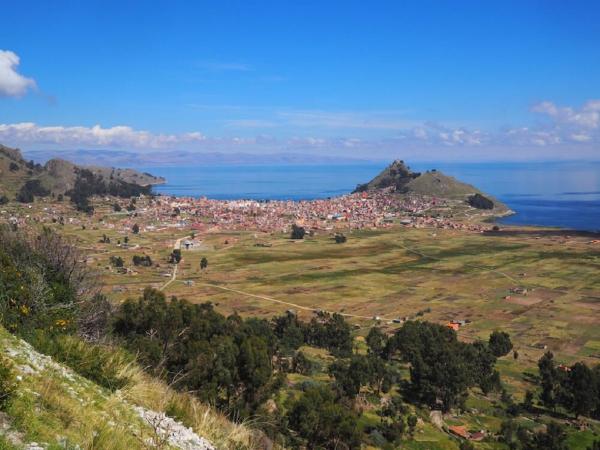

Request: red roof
left=448, top=425, right=469, bottom=439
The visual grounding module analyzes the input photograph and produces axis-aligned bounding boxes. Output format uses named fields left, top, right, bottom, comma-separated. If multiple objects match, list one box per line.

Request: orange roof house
left=446, top=322, right=460, bottom=331
left=448, top=425, right=469, bottom=439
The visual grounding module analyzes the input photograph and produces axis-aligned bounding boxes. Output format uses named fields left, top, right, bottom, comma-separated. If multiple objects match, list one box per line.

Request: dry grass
left=118, top=367, right=264, bottom=449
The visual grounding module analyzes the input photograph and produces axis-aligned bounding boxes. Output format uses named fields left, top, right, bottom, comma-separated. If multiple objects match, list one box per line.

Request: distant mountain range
left=355, top=159, right=509, bottom=212
left=24, top=149, right=368, bottom=167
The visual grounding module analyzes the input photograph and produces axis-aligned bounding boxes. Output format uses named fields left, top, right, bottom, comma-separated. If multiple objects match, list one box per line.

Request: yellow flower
left=20, top=305, right=29, bottom=315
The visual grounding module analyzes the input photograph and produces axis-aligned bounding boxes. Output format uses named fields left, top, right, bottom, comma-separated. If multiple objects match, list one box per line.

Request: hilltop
left=0, top=144, right=164, bottom=200
left=354, top=159, right=510, bottom=213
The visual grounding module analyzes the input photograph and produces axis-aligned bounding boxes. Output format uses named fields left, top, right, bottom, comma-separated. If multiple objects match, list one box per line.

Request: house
left=448, top=425, right=469, bottom=439
left=470, top=431, right=486, bottom=441
left=446, top=322, right=460, bottom=331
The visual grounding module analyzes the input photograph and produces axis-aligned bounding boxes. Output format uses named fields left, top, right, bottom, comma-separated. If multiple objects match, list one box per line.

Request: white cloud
left=0, top=123, right=205, bottom=149
left=532, top=99, right=600, bottom=129
left=0, top=50, right=36, bottom=97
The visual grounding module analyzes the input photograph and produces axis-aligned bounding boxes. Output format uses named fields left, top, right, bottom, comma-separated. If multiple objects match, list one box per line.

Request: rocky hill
left=0, top=144, right=164, bottom=200
left=354, top=159, right=509, bottom=213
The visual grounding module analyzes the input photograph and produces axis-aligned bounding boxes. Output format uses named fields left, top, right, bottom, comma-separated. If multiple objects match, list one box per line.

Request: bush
left=0, top=357, right=17, bottom=410
left=28, top=331, right=132, bottom=391
left=16, top=179, right=50, bottom=203
left=290, top=224, right=306, bottom=240
left=467, top=193, right=494, bottom=210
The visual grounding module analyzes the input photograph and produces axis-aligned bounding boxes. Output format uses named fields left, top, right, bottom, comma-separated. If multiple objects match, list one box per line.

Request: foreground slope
left=0, top=326, right=261, bottom=449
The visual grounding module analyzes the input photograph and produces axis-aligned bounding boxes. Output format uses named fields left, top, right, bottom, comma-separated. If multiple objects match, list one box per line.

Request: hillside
left=0, top=144, right=165, bottom=200
left=0, top=326, right=261, bottom=450
left=354, top=159, right=510, bottom=213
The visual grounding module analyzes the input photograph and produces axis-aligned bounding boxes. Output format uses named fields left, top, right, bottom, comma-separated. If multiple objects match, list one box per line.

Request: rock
left=134, top=406, right=216, bottom=450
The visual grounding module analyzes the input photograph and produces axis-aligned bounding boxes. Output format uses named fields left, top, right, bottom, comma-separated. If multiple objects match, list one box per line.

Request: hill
left=354, top=159, right=510, bottom=213
left=0, top=144, right=165, bottom=201
left=0, top=325, right=262, bottom=449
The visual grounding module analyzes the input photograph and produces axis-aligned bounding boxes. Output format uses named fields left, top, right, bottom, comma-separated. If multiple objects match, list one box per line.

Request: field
left=44, top=205, right=600, bottom=448
left=73, top=221, right=600, bottom=368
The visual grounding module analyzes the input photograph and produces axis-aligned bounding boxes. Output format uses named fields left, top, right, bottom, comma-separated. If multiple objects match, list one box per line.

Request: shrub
left=28, top=331, right=133, bottom=391
left=0, top=357, right=17, bottom=410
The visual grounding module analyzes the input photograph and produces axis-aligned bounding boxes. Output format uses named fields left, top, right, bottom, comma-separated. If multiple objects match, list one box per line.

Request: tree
left=290, top=224, right=306, bottom=240
left=0, top=195, right=8, bottom=205
left=489, top=331, right=513, bottom=357
left=200, top=257, right=208, bottom=270
left=132, top=223, right=140, bottom=234
left=567, top=362, right=598, bottom=418
left=109, top=256, right=124, bottom=268
left=467, top=193, right=494, bottom=209
left=334, top=233, right=347, bottom=244
left=169, top=249, right=182, bottom=264
left=132, top=255, right=153, bottom=267
left=113, top=203, right=122, bottom=212
left=407, top=415, right=418, bottom=437
left=329, top=355, right=371, bottom=399
left=238, top=336, right=272, bottom=402
left=523, top=390, right=534, bottom=412
left=378, top=396, right=406, bottom=443
left=531, top=422, right=568, bottom=450
left=287, top=385, right=361, bottom=449
left=366, top=327, right=388, bottom=358
left=388, top=321, right=500, bottom=411
left=538, top=352, right=559, bottom=410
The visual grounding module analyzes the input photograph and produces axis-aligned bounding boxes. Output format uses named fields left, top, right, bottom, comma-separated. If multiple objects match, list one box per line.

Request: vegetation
left=16, top=179, right=50, bottom=203
left=290, top=224, right=306, bottom=239
left=66, top=168, right=152, bottom=213
left=468, top=193, right=494, bottom=209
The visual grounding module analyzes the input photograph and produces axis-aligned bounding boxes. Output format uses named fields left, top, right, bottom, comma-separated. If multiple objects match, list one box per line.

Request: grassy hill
left=0, top=144, right=164, bottom=200
left=354, top=160, right=510, bottom=214
left=0, top=327, right=260, bottom=450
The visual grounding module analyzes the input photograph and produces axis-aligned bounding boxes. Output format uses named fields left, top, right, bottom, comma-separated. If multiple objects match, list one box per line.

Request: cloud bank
left=0, top=50, right=36, bottom=97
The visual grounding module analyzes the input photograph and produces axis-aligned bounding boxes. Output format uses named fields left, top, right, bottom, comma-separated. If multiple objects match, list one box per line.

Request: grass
left=0, top=326, right=264, bottom=449
left=8, top=198, right=600, bottom=448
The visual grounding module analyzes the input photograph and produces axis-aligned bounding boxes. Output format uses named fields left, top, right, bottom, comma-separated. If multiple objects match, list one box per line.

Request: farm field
left=65, top=218, right=600, bottom=371
left=52, top=214, right=600, bottom=448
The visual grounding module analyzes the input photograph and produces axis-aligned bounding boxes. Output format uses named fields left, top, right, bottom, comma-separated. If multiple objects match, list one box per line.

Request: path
left=159, top=235, right=190, bottom=291
left=197, top=282, right=382, bottom=320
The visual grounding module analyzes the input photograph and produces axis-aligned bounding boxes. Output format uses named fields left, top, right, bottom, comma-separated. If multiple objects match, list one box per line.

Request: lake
left=139, top=161, right=600, bottom=232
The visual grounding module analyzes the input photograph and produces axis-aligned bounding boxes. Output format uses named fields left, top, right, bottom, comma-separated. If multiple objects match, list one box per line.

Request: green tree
left=567, top=362, right=598, bottom=418
left=200, top=257, right=208, bottom=270
left=366, top=327, right=388, bottom=358
left=329, top=355, right=371, bottom=399
left=290, top=224, right=306, bottom=240
left=489, top=331, right=513, bottom=357
left=407, top=415, right=418, bottom=437
left=132, top=223, right=140, bottom=234
left=287, top=385, right=361, bottom=449
left=538, top=352, right=559, bottom=410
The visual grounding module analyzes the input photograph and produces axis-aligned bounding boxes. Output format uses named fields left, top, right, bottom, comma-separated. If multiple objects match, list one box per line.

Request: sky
left=1, top=0, right=599, bottom=162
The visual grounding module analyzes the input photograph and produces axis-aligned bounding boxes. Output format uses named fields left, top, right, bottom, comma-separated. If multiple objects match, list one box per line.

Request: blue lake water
left=139, top=161, right=600, bottom=232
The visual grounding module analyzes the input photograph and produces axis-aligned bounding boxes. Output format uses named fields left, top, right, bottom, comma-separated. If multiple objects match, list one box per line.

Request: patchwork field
left=64, top=218, right=600, bottom=375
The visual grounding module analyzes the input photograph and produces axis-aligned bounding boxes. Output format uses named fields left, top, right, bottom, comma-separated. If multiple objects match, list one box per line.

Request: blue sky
left=1, top=0, right=599, bottom=161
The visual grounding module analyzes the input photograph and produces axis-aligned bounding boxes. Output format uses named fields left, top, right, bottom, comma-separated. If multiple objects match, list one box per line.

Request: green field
left=42, top=205, right=600, bottom=448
